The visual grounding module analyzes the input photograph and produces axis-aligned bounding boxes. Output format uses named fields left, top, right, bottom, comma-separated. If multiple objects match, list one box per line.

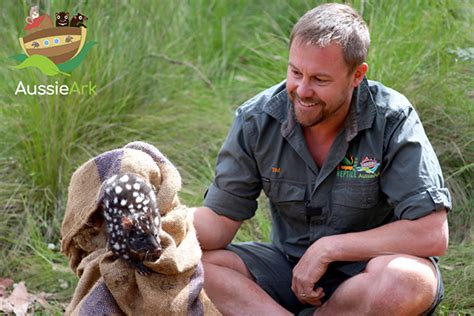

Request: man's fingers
left=313, top=287, right=324, bottom=298
left=307, top=287, right=325, bottom=300
left=295, top=287, right=325, bottom=305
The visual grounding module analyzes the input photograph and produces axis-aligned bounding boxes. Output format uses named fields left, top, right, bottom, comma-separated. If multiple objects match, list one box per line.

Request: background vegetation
left=1, top=0, right=472, bottom=314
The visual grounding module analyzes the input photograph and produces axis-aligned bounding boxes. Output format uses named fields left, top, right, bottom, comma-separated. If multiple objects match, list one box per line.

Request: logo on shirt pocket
left=337, top=155, right=380, bottom=179
left=356, top=157, right=380, bottom=175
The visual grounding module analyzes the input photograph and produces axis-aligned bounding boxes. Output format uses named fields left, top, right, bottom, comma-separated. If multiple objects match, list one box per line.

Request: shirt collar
left=263, top=78, right=377, bottom=140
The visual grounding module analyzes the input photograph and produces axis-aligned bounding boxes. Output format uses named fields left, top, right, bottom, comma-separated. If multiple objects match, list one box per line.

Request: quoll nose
left=153, top=247, right=162, bottom=258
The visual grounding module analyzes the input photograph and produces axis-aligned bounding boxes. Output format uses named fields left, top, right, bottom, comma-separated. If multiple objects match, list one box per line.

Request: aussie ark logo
left=9, top=5, right=97, bottom=95
left=337, top=156, right=380, bottom=179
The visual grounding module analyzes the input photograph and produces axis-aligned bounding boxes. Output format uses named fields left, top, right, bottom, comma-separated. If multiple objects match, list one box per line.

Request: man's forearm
left=322, top=209, right=449, bottom=262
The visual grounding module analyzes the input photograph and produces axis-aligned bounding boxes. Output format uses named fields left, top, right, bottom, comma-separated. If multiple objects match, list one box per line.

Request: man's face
left=287, top=40, right=365, bottom=128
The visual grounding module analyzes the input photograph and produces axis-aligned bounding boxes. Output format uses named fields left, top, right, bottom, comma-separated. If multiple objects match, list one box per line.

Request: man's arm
left=292, top=209, right=448, bottom=299
left=193, top=206, right=242, bottom=250
left=324, top=209, right=448, bottom=261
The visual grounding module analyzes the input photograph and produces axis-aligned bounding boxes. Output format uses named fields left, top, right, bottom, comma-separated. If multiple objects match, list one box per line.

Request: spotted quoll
left=101, top=173, right=162, bottom=275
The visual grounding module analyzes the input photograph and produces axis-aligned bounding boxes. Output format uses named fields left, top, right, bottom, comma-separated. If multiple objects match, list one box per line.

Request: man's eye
left=292, top=70, right=301, bottom=76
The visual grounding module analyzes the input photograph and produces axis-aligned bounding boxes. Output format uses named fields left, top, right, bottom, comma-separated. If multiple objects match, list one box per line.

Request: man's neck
left=303, top=100, right=352, bottom=167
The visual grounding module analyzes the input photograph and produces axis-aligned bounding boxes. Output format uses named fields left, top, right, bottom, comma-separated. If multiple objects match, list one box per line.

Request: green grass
left=0, top=0, right=472, bottom=314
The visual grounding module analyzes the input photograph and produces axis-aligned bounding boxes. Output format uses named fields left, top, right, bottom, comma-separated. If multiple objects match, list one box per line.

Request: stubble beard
left=290, top=92, right=349, bottom=128
left=290, top=92, right=327, bottom=127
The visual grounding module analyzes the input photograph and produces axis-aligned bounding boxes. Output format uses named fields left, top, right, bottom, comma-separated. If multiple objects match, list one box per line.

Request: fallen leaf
left=0, top=278, right=14, bottom=297
left=0, top=281, right=58, bottom=315
left=35, top=293, right=49, bottom=308
left=8, top=282, right=32, bottom=316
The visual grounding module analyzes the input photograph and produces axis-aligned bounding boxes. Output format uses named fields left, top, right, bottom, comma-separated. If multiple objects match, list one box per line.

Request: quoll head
left=101, top=173, right=162, bottom=260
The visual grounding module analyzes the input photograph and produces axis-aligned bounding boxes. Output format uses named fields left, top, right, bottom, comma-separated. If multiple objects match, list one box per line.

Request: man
left=194, top=3, right=451, bottom=315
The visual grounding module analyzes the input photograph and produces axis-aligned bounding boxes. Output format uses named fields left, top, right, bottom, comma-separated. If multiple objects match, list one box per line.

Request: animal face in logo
left=70, top=13, right=88, bottom=28
left=25, top=5, right=40, bottom=24
left=55, top=11, right=69, bottom=27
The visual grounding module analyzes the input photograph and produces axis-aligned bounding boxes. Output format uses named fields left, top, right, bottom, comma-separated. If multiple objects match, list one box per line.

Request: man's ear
left=352, top=63, right=368, bottom=87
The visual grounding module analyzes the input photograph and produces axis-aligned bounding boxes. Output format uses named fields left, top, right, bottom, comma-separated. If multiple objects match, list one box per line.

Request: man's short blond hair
left=290, top=3, right=370, bottom=71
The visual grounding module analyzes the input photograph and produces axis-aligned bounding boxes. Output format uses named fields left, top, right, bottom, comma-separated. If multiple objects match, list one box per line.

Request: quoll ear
left=122, top=216, right=133, bottom=233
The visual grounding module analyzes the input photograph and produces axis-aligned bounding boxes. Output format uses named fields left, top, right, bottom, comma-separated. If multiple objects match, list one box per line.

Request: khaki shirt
left=204, top=78, right=451, bottom=270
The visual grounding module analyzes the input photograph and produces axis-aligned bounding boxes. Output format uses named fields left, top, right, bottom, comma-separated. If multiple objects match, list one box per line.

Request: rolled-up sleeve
left=381, top=107, right=452, bottom=220
left=204, top=110, right=262, bottom=221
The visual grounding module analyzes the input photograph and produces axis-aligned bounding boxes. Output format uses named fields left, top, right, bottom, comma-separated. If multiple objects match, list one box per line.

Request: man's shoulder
left=367, top=80, right=414, bottom=118
left=236, top=80, right=287, bottom=121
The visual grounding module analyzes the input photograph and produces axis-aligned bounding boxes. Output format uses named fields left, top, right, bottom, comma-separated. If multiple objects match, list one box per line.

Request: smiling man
left=194, top=3, right=451, bottom=315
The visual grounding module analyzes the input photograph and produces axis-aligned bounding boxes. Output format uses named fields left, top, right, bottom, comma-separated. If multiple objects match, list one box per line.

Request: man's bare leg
left=315, top=255, right=438, bottom=316
left=202, top=249, right=292, bottom=316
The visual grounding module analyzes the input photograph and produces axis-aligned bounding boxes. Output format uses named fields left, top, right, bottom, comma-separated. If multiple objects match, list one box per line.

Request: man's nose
left=296, top=79, right=314, bottom=99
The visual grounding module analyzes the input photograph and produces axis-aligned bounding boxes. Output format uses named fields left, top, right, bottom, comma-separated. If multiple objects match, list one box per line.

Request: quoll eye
left=79, top=16, right=83, bottom=20
left=65, top=15, right=69, bottom=19
left=57, top=15, right=60, bottom=19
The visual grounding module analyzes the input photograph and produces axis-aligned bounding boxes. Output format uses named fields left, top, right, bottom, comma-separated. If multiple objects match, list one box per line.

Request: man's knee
left=202, top=249, right=253, bottom=279
left=366, top=255, right=438, bottom=314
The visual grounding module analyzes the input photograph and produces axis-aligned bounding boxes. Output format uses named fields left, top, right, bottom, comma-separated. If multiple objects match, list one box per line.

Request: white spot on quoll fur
left=133, top=191, right=139, bottom=197
left=126, top=184, right=132, bottom=190
left=115, top=186, right=123, bottom=194
left=119, top=174, right=129, bottom=183
left=136, top=195, right=144, bottom=203
left=121, top=199, right=127, bottom=206
left=113, top=242, right=121, bottom=250
left=133, top=183, right=140, bottom=190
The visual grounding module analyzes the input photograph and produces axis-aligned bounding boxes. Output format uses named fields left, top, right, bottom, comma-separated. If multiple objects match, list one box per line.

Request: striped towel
left=61, top=141, right=220, bottom=316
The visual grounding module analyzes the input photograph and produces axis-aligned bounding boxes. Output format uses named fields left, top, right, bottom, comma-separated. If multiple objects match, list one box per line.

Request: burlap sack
left=61, top=141, right=220, bottom=316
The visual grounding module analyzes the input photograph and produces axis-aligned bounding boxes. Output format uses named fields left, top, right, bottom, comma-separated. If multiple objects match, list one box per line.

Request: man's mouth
left=296, top=96, right=321, bottom=108
left=298, top=100, right=318, bottom=107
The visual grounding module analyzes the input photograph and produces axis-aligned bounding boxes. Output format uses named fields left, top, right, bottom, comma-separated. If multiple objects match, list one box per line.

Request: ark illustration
left=18, top=14, right=87, bottom=65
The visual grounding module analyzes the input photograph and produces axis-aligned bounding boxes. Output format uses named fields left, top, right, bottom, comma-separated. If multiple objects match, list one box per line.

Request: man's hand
left=291, top=238, right=332, bottom=306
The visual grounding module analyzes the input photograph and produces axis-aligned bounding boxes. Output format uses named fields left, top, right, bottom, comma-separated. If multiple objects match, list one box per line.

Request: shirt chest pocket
left=329, top=179, right=382, bottom=232
left=262, top=178, right=306, bottom=220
